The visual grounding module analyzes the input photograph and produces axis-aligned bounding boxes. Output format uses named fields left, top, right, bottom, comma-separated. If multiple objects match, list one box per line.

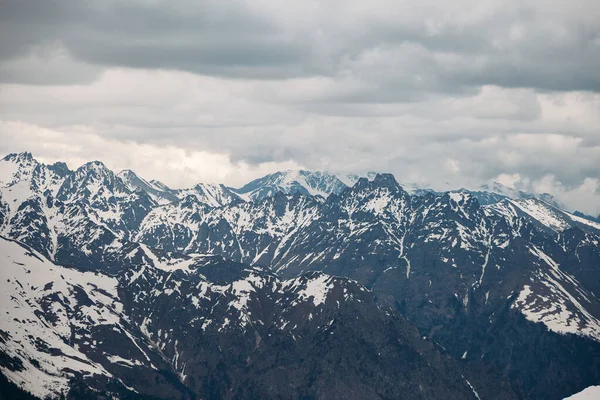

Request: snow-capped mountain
left=573, top=211, right=600, bottom=224
left=118, top=169, right=178, bottom=205
left=485, top=197, right=600, bottom=235
left=92, top=162, right=569, bottom=213
left=0, top=152, right=70, bottom=260
left=1, top=236, right=503, bottom=400
left=2, top=152, right=600, bottom=400
left=339, top=172, right=436, bottom=196
left=134, top=191, right=321, bottom=263
left=469, top=181, right=564, bottom=209
left=119, top=169, right=243, bottom=207
left=0, top=154, right=156, bottom=270
left=174, top=182, right=243, bottom=207
left=230, top=170, right=348, bottom=201
left=337, top=172, right=377, bottom=186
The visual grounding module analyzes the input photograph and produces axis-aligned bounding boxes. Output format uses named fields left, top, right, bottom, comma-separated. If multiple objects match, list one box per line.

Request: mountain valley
left=1, top=152, right=599, bottom=400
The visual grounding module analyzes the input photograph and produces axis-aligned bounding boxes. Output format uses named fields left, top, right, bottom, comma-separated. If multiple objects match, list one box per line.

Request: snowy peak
left=176, top=183, right=242, bottom=207
left=0, top=152, right=39, bottom=187
left=338, top=172, right=378, bottom=186
left=341, top=172, right=435, bottom=196
left=117, top=170, right=241, bottom=207
left=57, top=161, right=128, bottom=203
left=117, top=169, right=144, bottom=189
left=72, top=161, right=117, bottom=185
left=118, top=169, right=178, bottom=205
left=0, top=152, right=69, bottom=215
left=486, top=198, right=600, bottom=235
left=476, top=181, right=564, bottom=209
left=352, top=173, right=402, bottom=192
left=480, top=181, right=521, bottom=198
left=445, top=191, right=480, bottom=211
left=148, top=179, right=171, bottom=192
left=0, top=153, right=70, bottom=191
left=231, top=170, right=347, bottom=201
left=1, top=151, right=34, bottom=164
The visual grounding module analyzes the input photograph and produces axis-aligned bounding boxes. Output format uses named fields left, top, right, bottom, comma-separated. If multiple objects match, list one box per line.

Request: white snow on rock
left=0, top=237, right=120, bottom=398
left=563, top=385, right=600, bottom=399
left=511, top=246, right=600, bottom=342
left=118, top=169, right=176, bottom=205
left=0, top=237, right=157, bottom=398
left=233, top=170, right=347, bottom=201
left=511, top=198, right=571, bottom=232
left=137, top=243, right=196, bottom=272
left=285, top=274, right=336, bottom=307
left=175, top=183, right=242, bottom=207
left=485, top=197, right=600, bottom=235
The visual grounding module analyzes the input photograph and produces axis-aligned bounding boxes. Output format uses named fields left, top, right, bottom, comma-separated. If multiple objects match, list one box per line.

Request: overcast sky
left=0, top=0, right=599, bottom=214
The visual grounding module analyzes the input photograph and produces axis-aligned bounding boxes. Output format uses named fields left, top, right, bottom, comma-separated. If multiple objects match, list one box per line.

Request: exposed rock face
left=1, top=152, right=600, bottom=399
left=1, top=238, right=508, bottom=399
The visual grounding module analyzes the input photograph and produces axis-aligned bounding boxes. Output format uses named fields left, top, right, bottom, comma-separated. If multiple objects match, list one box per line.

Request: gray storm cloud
left=0, top=0, right=599, bottom=214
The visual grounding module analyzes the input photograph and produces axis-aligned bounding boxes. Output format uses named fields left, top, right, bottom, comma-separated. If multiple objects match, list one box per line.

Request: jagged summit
left=175, top=182, right=242, bottom=207
left=118, top=169, right=178, bottom=205
left=230, top=169, right=348, bottom=201
left=370, top=172, right=401, bottom=188
left=474, top=181, right=564, bottom=209
left=149, top=179, right=170, bottom=191
left=1, top=151, right=600, bottom=399
left=485, top=196, right=600, bottom=235
left=0, top=153, right=572, bottom=214
left=2, top=151, right=34, bottom=162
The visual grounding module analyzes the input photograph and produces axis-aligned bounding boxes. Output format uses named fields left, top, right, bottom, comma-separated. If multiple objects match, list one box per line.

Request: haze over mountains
left=116, top=158, right=568, bottom=211
left=1, top=152, right=600, bottom=400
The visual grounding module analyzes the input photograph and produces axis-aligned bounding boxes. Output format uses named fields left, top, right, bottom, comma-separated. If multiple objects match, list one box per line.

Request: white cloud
left=0, top=120, right=302, bottom=188
left=533, top=176, right=600, bottom=216
left=1, top=0, right=599, bottom=213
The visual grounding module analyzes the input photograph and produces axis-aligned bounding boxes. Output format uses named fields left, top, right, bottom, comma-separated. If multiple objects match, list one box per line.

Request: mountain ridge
left=2, top=152, right=569, bottom=211
left=1, top=151, right=600, bottom=399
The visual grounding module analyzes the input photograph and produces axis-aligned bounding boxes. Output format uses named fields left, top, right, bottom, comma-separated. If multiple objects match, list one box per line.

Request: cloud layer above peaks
left=0, top=0, right=599, bottom=214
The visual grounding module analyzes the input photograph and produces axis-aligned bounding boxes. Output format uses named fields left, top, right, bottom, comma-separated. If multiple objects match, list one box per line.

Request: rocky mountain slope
left=230, top=170, right=348, bottom=201
left=1, top=152, right=599, bottom=399
left=1, top=236, right=506, bottom=399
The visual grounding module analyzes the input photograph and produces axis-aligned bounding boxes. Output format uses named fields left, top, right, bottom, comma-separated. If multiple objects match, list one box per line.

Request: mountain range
left=1, top=152, right=599, bottom=399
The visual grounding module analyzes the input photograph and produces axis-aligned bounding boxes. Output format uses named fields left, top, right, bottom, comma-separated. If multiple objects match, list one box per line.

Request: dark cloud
left=0, top=0, right=315, bottom=82
left=1, top=0, right=599, bottom=93
left=0, top=0, right=599, bottom=213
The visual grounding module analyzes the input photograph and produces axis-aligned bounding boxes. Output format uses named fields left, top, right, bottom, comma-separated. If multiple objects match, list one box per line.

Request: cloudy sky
left=0, top=0, right=599, bottom=214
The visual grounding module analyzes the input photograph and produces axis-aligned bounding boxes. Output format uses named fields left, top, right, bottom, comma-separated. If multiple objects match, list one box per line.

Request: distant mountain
left=174, top=182, right=243, bottom=207
left=340, top=172, right=436, bottom=196
left=341, top=175, right=565, bottom=208
left=573, top=211, right=600, bottom=224
left=230, top=170, right=348, bottom=201
left=337, top=172, right=377, bottom=186
left=2, top=152, right=600, bottom=400
left=119, top=170, right=242, bottom=208
left=85, top=161, right=570, bottom=214
left=486, top=197, right=600, bottom=235
left=474, top=181, right=564, bottom=209
left=118, top=169, right=178, bottom=205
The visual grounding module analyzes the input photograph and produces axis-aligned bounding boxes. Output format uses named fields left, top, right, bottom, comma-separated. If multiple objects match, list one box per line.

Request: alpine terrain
left=1, top=152, right=599, bottom=399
